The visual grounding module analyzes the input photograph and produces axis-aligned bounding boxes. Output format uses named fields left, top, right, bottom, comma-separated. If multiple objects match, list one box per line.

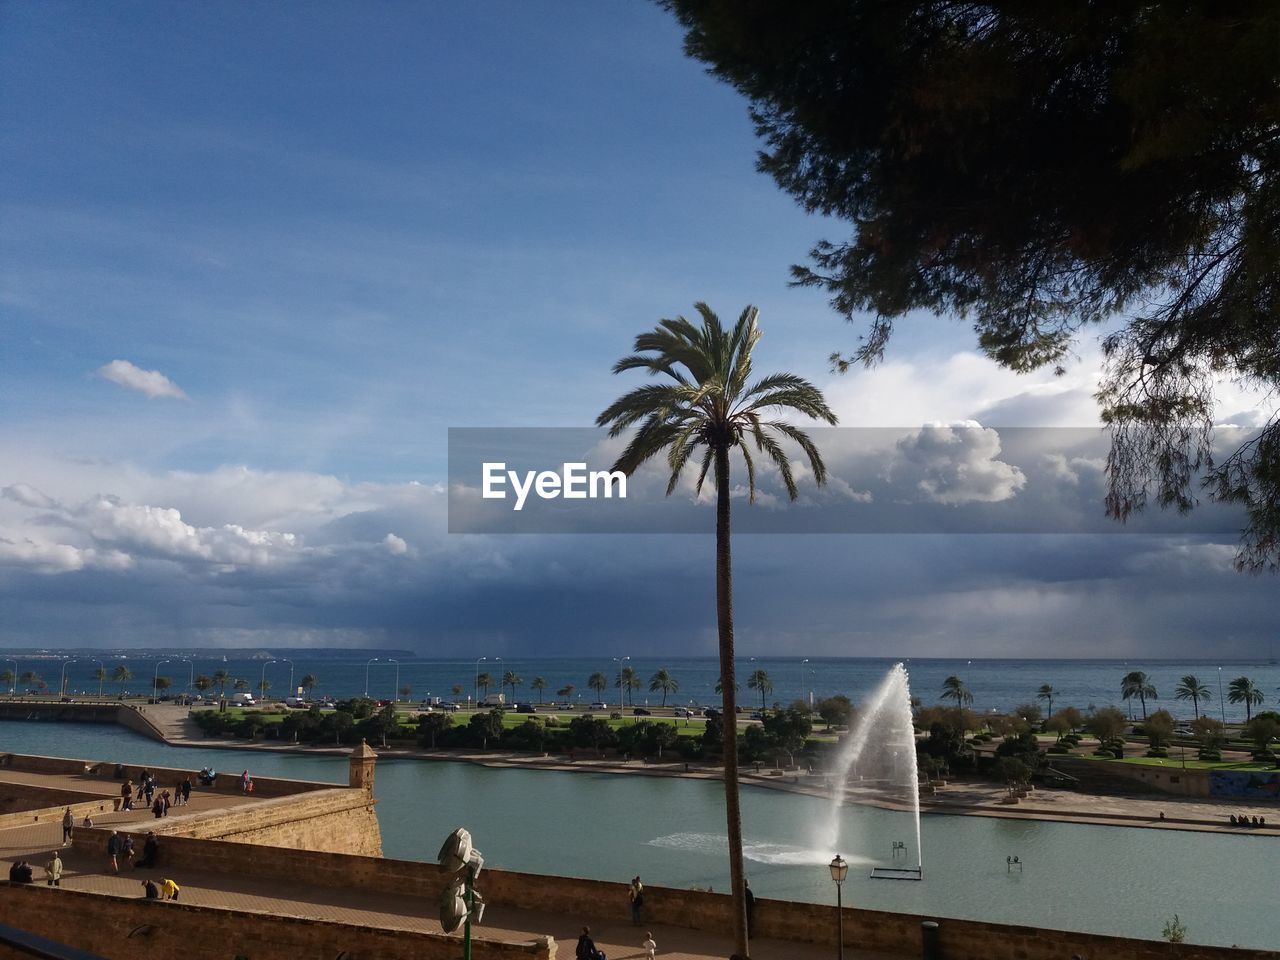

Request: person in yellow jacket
left=160, top=877, right=180, bottom=901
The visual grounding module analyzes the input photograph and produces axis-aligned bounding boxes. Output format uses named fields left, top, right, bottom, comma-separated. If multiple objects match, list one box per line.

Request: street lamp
left=829, top=854, right=848, bottom=960
left=387, top=658, right=400, bottom=702
left=153, top=659, right=170, bottom=703
left=179, top=658, right=194, bottom=691
left=1218, top=666, right=1226, bottom=724
left=613, top=655, right=630, bottom=710
left=273, top=657, right=295, bottom=698
left=93, top=660, right=104, bottom=698
left=801, top=658, right=810, bottom=705
left=59, top=658, right=78, bottom=698
left=473, top=657, right=487, bottom=705
left=261, top=660, right=280, bottom=701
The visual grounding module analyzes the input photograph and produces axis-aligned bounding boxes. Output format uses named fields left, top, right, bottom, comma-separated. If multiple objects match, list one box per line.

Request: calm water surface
left=1, top=720, right=1275, bottom=949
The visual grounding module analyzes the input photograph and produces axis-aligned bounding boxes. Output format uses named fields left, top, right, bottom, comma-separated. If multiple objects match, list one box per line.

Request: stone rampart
left=64, top=831, right=1275, bottom=960
left=0, top=881, right=552, bottom=960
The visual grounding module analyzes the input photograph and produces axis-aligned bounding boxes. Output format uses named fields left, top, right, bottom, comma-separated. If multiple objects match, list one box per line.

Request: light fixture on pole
left=261, top=660, right=278, bottom=700
left=802, top=658, right=810, bottom=705
left=153, top=659, right=170, bottom=703
left=1218, top=666, right=1226, bottom=724
left=438, top=827, right=486, bottom=960
left=365, top=657, right=380, bottom=698
left=59, top=658, right=78, bottom=698
left=473, top=657, right=487, bottom=705
left=274, top=657, right=294, bottom=697
left=829, top=854, right=848, bottom=960
left=386, top=657, right=400, bottom=701
left=613, top=655, right=631, bottom=710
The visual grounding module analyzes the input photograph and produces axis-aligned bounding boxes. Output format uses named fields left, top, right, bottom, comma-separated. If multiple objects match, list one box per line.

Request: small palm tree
left=451, top=684, right=464, bottom=700
left=257, top=679, right=271, bottom=698
left=233, top=678, right=249, bottom=693
left=111, top=666, right=132, bottom=699
left=1228, top=676, right=1263, bottom=722
left=1174, top=675, right=1211, bottom=720
left=503, top=671, right=523, bottom=702
left=588, top=672, right=609, bottom=700
left=301, top=674, right=319, bottom=697
left=476, top=672, right=494, bottom=700
left=531, top=677, right=547, bottom=704
left=212, top=670, right=231, bottom=697
left=941, top=676, right=973, bottom=708
left=598, top=302, right=836, bottom=958
left=194, top=675, right=213, bottom=695
left=0, top=670, right=13, bottom=695
left=92, top=667, right=108, bottom=697
left=1121, top=671, right=1158, bottom=720
left=1036, top=684, right=1055, bottom=717
left=557, top=684, right=576, bottom=703
left=747, top=669, right=773, bottom=711
left=649, top=669, right=679, bottom=707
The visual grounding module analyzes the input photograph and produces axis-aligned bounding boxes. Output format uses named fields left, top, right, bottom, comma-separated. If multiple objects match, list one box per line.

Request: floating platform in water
left=870, top=865, right=923, bottom=881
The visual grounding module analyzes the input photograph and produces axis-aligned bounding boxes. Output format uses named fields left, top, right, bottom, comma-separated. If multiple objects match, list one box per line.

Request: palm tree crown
left=1121, top=671, right=1158, bottom=720
left=596, top=303, right=838, bottom=502
left=649, top=669, right=679, bottom=707
left=1174, top=675, right=1211, bottom=720
left=598, top=302, right=836, bottom=960
left=747, top=669, right=773, bottom=710
left=1228, top=676, right=1263, bottom=722
left=941, top=676, right=973, bottom=708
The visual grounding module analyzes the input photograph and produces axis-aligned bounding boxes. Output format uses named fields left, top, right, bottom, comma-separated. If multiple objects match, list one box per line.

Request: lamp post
left=473, top=657, right=487, bottom=705
left=1218, top=666, right=1226, bottom=724
left=801, top=658, right=810, bottom=705
left=492, top=657, right=502, bottom=704
left=153, top=659, right=170, bottom=703
left=274, top=657, right=294, bottom=698
left=93, top=660, right=104, bottom=699
left=387, top=658, right=400, bottom=702
left=613, top=655, right=630, bottom=710
left=59, top=658, right=78, bottom=698
left=261, top=660, right=278, bottom=701
left=829, top=854, right=848, bottom=960
left=179, top=658, right=194, bottom=692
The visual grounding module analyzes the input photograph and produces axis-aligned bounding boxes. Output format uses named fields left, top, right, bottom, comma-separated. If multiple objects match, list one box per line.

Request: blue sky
left=1, top=2, right=1275, bottom=655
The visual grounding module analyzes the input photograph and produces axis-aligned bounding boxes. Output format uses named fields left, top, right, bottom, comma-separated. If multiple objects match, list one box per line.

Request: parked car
left=589, top=702, right=610, bottom=711
left=516, top=703, right=538, bottom=714
left=441, top=703, right=461, bottom=712
left=750, top=711, right=764, bottom=720
left=633, top=707, right=651, bottom=716
left=229, top=693, right=255, bottom=706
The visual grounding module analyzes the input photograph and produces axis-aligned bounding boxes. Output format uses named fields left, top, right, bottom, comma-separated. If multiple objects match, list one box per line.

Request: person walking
left=120, top=779, right=133, bottom=811
left=136, top=832, right=159, bottom=869
left=160, top=877, right=180, bottom=901
left=152, top=795, right=164, bottom=819
left=643, top=931, right=657, bottom=958
left=240, top=770, right=252, bottom=794
left=107, top=831, right=123, bottom=874
left=181, top=777, right=192, bottom=805
left=629, top=875, right=645, bottom=926
left=45, top=851, right=62, bottom=887
left=160, top=790, right=172, bottom=816
left=61, top=807, right=74, bottom=845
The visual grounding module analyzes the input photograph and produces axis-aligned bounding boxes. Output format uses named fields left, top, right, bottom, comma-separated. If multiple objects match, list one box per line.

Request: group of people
left=7, top=851, right=62, bottom=886
left=140, top=876, right=180, bottom=901
left=1228, top=814, right=1268, bottom=827
left=121, top=769, right=193, bottom=818
left=107, top=830, right=162, bottom=872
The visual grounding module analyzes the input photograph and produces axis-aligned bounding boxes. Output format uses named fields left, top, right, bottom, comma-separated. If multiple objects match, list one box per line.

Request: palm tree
left=1121, top=671, right=1158, bottom=720
left=257, top=679, right=271, bottom=698
left=19, top=670, right=41, bottom=695
left=588, top=672, right=609, bottom=701
left=598, top=302, right=836, bottom=957
left=451, top=684, right=464, bottom=701
left=111, top=666, right=132, bottom=699
left=1174, top=675, right=1211, bottom=720
left=557, top=684, right=576, bottom=705
left=747, top=669, right=773, bottom=711
left=212, top=669, right=231, bottom=698
left=233, top=678, right=249, bottom=693
left=1036, top=684, right=1055, bottom=717
left=503, top=671, right=523, bottom=702
left=940, top=676, right=973, bottom=708
left=1228, top=676, right=1264, bottom=722
left=0, top=670, right=13, bottom=695
left=92, top=666, right=108, bottom=698
left=616, top=666, right=642, bottom=706
left=531, top=677, right=548, bottom=704
left=476, top=672, right=494, bottom=701
left=649, top=669, right=679, bottom=707
left=194, top=675, right=213, bottom=695
left=301, top=674, right=319, bottom=698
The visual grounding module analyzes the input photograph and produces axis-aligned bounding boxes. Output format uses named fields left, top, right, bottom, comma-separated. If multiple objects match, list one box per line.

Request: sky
left=1, top=2, right=1276, bottom=657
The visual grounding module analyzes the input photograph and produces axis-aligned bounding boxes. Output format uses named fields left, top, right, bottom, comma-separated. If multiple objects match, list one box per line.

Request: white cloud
left=97, top=359, right=188, bottom=400
left=383, top=533, right=408, bottom=555
left=889, top=422, right=1026, bottom=505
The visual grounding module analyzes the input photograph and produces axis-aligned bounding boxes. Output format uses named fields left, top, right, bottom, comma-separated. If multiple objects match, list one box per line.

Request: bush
left=1197, top=750, right=1222, bottom=762
left=1145, top=748, right=1169, bottom=758
left=1047, top=744, right=1070, bottom=754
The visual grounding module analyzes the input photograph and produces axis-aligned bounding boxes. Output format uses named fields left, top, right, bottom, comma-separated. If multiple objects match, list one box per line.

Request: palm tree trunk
left=715, top=444, right=750, bottom=959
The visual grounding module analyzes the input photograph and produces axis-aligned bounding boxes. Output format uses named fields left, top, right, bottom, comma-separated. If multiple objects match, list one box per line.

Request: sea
left=16, top=654, right=1280, bottom=721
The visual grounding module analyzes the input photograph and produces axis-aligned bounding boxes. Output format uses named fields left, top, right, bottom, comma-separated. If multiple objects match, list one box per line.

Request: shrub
left=1145, top=748, right=1169, bottom=758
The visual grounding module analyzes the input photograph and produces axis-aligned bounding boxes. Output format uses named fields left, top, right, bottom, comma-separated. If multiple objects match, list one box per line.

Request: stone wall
left=153, top=788, right=383, bottom=856
left=72, top=831, right=1275, bottom=960
left=0, top=881, right=553, bottom=960
left=0, top=702, right=167, bottom=742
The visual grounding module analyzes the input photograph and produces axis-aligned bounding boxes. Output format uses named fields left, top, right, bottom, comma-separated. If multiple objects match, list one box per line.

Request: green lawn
left=1078, top=754, right=1275, bottom=771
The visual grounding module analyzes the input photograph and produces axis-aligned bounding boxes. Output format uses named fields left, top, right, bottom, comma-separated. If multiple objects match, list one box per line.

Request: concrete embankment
left=0, top=699, right=168, bottom=742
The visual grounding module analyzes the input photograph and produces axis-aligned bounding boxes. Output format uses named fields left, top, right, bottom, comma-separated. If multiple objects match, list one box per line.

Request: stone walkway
left=0, top=816, right=894, bottom=960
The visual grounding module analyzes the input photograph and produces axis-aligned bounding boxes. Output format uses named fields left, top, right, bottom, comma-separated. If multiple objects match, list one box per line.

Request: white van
left=230, top=693, right=256, bottom=706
